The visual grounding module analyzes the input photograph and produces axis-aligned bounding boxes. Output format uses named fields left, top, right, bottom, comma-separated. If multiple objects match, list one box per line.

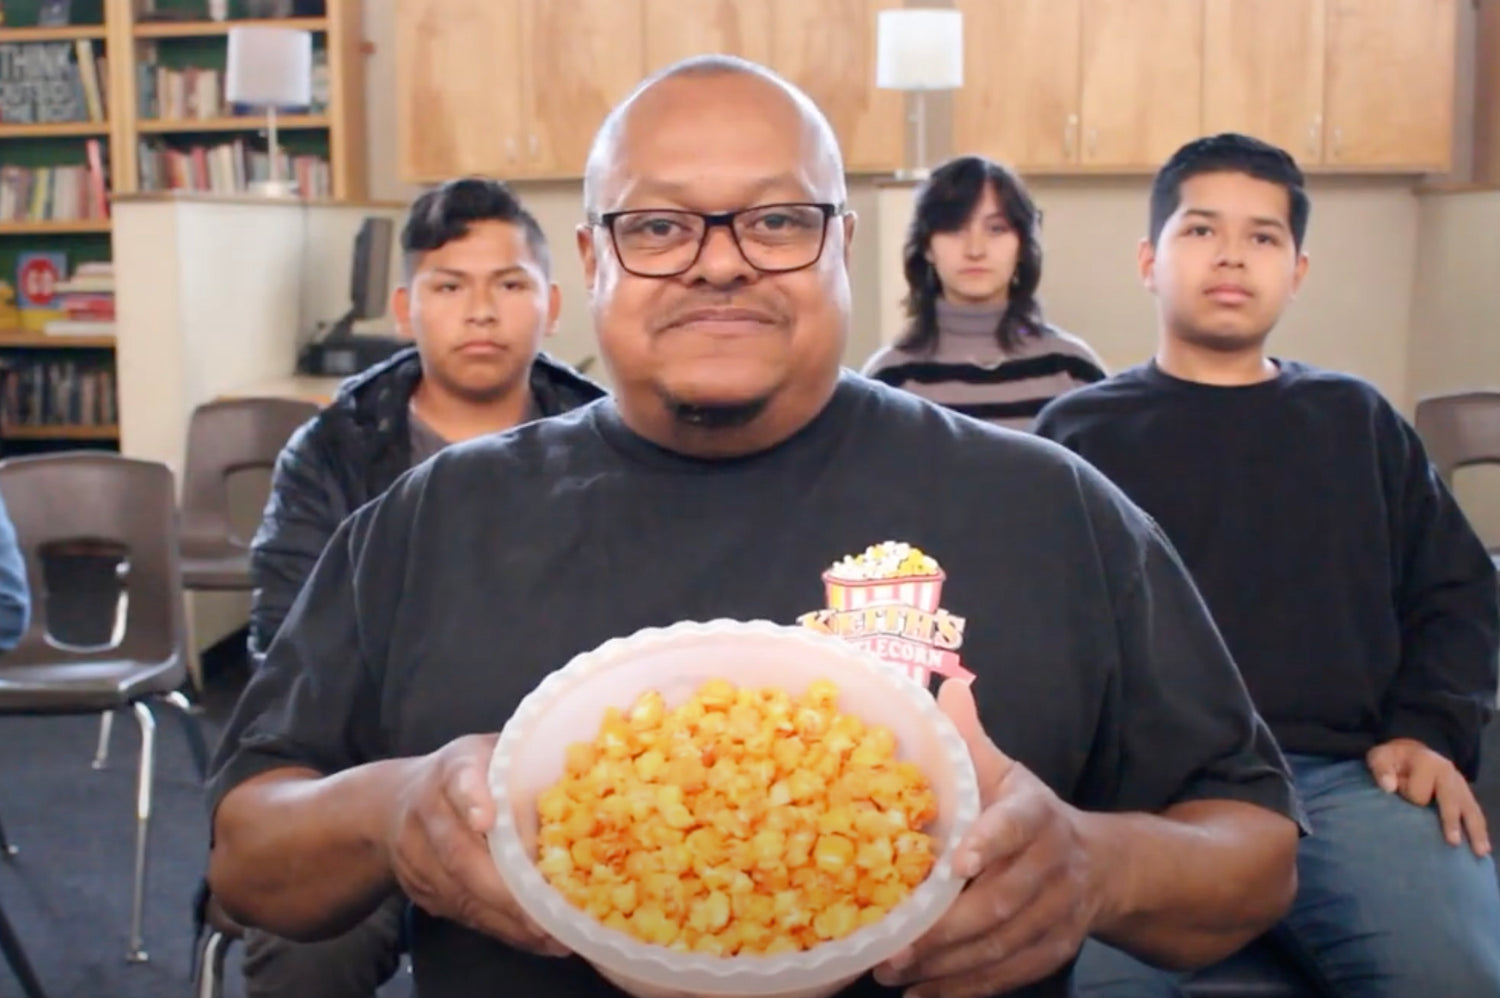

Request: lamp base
left=247, top=178, right=300, bottom=199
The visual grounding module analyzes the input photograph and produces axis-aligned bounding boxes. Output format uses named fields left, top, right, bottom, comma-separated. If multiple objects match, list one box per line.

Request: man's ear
left=392, top=285, right=414, bottom=341
left=546, top=281, right=562, bottom=336
left=840, top=211, right=858, bottom=268
left=577, top=224, right=598, bottom=289
left=1137, top=237, right=1157, bottom=294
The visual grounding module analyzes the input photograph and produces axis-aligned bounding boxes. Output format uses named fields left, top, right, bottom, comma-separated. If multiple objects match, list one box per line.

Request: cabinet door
left=520, top=0, right=647, bottom=178
left=1079, top=0, right=1204, bottom=168
left=952, top=0, right=1082, bottom=169
left=1204, top=0, right=1326, bottom=163
left=395, top=0, right=522, bottom=183
left=644, top=0, right=772, bottom=72
left=1324, top=0, right=1455, bottom=170
left=768, top=0, right=905, bottom=173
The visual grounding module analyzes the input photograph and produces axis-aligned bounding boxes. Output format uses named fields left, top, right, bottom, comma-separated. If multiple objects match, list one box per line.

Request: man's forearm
left=1081, top=799, right=1298, bottom=969
left=209, top=759, right=418, bottom=941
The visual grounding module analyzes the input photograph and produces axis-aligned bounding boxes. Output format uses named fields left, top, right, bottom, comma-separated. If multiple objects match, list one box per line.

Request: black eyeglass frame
left=588, top=202, right=846, bottom=278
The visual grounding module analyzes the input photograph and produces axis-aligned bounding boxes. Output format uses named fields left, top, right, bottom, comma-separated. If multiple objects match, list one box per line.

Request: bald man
left=206, top=57, right=1303, bottom=998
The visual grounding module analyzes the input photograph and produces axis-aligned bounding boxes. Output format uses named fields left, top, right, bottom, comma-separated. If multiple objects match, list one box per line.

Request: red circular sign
left=18, top=257, right=59, bottom=307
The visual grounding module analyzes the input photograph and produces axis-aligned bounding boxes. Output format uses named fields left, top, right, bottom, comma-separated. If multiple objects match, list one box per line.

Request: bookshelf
left=110, top=0, right=367, bottom=200
left=0, top=0, right=366, bottom=450
left=0, top=1, right=115, bottom=452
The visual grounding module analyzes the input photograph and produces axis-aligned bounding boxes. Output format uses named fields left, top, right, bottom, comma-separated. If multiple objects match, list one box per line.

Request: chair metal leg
left=0, top=808, right=16, bottom=858
left=0, top=896, right=47, bottom=998
left=125, top=701, right=155, bottom=964
left=194, top=929, right=229, bottom=998
left=160, top=691, right=210, bottom=780
left=91, top=710, right=113, bottom=770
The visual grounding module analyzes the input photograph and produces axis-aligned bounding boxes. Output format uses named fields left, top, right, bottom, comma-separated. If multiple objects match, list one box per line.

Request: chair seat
left=1185, top=935, right=1324, bottom=997
left=180, top=546, right=251, bottom=590
left=0, top=657, right=186, bottom=713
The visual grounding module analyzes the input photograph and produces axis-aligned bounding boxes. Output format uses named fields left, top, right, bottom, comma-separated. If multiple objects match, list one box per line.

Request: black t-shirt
left=1035, top=360, right=1499, bottom=778
left=209, top=372, right=1298, bottom=998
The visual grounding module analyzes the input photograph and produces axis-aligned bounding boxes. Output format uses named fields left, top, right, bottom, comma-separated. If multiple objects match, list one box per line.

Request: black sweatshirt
left=1036, top=359, right=1498, bottom=778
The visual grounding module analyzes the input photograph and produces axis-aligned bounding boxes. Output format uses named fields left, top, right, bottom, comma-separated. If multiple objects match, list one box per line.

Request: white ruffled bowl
left=487, top=618, right=982, bottom=998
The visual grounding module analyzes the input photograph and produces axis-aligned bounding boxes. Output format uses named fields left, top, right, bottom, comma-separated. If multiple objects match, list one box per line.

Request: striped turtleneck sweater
left=861, top=300, right=1108, bottom=431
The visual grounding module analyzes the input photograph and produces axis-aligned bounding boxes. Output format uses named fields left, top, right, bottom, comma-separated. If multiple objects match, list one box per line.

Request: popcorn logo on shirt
left=797, top=541, right=975, bottom=690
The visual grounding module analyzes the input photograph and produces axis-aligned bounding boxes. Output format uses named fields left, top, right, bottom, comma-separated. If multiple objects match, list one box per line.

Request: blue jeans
left=1073, top=754, right=1500, bottom=997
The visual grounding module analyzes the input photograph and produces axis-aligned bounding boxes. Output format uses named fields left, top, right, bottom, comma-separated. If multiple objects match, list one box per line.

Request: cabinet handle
left=1308, top=116, right=1321, bottom=159
left=506, top=137, right=517, bottom=163
left=1064, top=114, right=1079, bottom=159
left=529, top=134, right=538, bottom=160
left=1332, top=126, right=1343, bottom=161
left=1086, top=127, right=1097, bottom=160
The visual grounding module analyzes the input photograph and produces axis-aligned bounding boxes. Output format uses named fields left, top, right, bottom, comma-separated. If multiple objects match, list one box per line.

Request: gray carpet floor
left=0, top=657, right=411, bottom=998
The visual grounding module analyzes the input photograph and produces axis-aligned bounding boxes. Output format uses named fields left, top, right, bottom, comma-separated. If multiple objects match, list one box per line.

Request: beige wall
left=1410, top=189, right=1500, bottom=544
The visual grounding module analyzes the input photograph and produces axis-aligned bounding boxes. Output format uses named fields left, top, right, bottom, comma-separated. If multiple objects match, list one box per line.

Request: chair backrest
left=1414, top=391, right=1500, bottom=488
left=179, top=397, right=319, bottom=549
left=0, top=453, right=184, bottom=667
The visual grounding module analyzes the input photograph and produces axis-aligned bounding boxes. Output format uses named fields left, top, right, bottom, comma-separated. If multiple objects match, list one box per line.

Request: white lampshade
left=876, top=9, right=963, bottom=91
left=225, top=25, right=313, bottom=108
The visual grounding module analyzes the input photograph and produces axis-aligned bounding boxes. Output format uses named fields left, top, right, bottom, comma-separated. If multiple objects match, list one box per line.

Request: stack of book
left=43, top=261, right=114, bottom=338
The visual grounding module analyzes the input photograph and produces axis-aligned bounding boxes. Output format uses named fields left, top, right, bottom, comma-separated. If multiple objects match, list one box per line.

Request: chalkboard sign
left=0, top=43, right=85, bottom=124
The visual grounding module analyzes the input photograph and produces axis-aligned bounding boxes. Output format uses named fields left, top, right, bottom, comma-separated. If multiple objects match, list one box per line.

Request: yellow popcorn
left=533, top=679, right=939, bottom=955
left=824, top=541, right=941, bottom=582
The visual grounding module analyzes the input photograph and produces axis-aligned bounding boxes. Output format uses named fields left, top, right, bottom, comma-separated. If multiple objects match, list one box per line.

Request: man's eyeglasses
left=589, top=202, right=844, bottom=278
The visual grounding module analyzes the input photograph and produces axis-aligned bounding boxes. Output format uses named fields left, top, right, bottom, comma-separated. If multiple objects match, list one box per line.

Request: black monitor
left=325, top=216, right=394, bottom=341
left=296, top=216, right=406, bottom=377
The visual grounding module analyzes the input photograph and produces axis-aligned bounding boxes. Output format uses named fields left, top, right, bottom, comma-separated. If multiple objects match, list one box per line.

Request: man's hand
left=873, top=680, right=1098, bottom=998
left=1367, top=737, right=1491, bottom=857
left=386, top=733, right=571, bottom=956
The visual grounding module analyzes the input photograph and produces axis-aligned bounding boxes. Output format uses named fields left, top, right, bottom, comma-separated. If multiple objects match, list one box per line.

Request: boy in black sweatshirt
left=1037, top=133, right=1500, bottom=997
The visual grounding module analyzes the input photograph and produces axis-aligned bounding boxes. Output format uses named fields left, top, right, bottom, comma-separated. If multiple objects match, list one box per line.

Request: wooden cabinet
left=767, top=0, right=905, bottom=174
left=952, top=0, right=1082, bottom=169
left=1204, top=0, right=1327, bottom=163
left=397, top=0, right=643, bottom=183
left=396, top=0, right=520, bottom=183
left=1078, top=0, right=1204, bottom=168
left=520, top=0, right=645, bottom=177
left=396, top=0, right=1459, bottom=182
left=644, top=0, right=771, bottom=73
left=1205, top=0, right=1453, bottom=171
left=952, top=0, right=1202, bottom=171
left=1323, top=0, right=1455, bottom=170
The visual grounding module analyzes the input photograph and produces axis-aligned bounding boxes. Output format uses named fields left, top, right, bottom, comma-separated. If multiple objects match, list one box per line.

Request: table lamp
left=876, top=8, right=964, bottom=180
left=225, top=25, right=313, bottom=198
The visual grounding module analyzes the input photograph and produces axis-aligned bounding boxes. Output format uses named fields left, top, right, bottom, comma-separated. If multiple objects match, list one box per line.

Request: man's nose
left=689, top=224, right=755, bottom=286
left=465, top=286, right=499, bottom=322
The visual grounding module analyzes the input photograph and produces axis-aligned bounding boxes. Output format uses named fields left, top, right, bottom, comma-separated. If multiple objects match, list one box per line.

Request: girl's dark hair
left=898, top=155, right=1045, bottom=355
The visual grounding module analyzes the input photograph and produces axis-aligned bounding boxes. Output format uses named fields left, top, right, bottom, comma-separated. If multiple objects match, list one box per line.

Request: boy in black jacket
left=1038, top=134, right=1500, bottom=996
left=239, top=177, right=604, bottom=998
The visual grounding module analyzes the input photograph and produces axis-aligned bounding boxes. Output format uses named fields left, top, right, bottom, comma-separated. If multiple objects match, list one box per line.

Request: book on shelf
left=44, top=260, right=113, bottom=336
left=0, top=138, right=110, bottom=222
left=138, top=137, right=331, bottom=198
left=139, top=63, right=224, bottom=121
left=0, top=354, right=117, bottom=429
left=0, top=40, right=108, bottom=125
left=15, top=250, right=65, bottom=333
left=138, top=50, right=327, bottom=121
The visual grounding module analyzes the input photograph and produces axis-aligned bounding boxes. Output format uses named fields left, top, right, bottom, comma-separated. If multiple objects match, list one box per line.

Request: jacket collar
left=331, top=344, right=607, bottom=433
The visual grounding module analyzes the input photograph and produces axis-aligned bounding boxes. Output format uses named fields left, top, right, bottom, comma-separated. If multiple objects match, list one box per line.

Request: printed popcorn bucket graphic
left=814, top=542, right=974, bottom=687
left=822, top=569, right=948, bottom=614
